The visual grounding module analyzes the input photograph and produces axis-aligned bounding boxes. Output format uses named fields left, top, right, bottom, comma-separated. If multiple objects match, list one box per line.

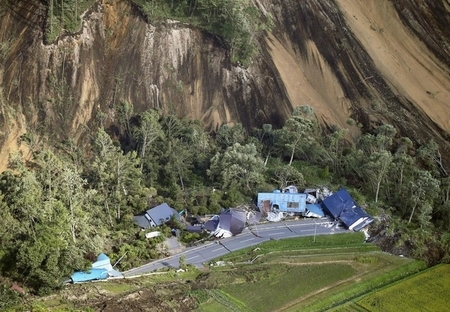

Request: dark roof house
left=133, top=203, right=180, bottom=228
left=218, top=208, right=247, bottom=236
left=321, top=188, right=374, bottom=231
left=201, top=208, right=248, bottom=238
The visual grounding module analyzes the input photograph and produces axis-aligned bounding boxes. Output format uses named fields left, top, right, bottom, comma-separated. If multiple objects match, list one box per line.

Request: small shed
left=10, top=284, right=25, bottom=294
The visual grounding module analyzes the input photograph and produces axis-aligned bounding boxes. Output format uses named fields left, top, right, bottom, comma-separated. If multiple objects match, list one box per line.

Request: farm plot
left=197, top=233, right=426, bottom=312
left=357, top=264, right=450, bottom=311
left=221, top=263, right=356, bottom=312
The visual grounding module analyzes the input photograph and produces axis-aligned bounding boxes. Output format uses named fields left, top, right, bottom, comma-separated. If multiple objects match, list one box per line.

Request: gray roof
left=146, top=203, right=180, bottom=226
left=219, top=208, right=247, bottom=235
left=133, top=203, right=180, bottom=228
left=132, top=214, right=152, bottom=228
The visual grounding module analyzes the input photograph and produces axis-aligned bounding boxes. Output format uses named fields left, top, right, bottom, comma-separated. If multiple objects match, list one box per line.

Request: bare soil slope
left=0, top=0, right=449, bottom=170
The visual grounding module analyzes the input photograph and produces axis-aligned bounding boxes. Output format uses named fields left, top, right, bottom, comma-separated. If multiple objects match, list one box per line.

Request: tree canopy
left=1, top=104, right=450, bottom=294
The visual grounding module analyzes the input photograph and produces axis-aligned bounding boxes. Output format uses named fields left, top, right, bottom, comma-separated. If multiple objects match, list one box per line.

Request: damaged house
left=203, top=208, right=250, bottom=238
left=256, top=186, right=373, bottom=231
left=321, top=188, right=374, bottom=231
left=257, top=186, right=325, bottom=220
left=70, top=253, right=122, bottom=283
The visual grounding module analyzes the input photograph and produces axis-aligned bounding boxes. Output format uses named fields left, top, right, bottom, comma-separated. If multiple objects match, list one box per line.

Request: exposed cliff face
left=0, top=0, right=449, bottom=170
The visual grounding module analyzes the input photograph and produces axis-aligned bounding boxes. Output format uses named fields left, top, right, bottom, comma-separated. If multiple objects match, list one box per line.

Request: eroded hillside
left=0, top=0, right=449, bottom=170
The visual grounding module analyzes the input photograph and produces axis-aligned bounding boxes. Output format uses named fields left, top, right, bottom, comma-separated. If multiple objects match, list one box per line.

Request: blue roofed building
left=257, top=191, right=307, bottom=214
left=70, top=253, right=122, bottom=283
left=321, top=188, right=374, bottom=231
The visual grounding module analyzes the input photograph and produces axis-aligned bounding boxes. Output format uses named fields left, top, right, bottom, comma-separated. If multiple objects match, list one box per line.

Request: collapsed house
left=320, top=188, right=374, bottom=231
left=256, top=186, right=373, bottom=231
left=70, top=253, right=122, bottom=283
left=132, top=203, right=180, bottom=228
left=257, top=187, right=325, bottom=220
left=204, top=208, right=247, bottom=238
left=202, top=208, right=256, bottom=238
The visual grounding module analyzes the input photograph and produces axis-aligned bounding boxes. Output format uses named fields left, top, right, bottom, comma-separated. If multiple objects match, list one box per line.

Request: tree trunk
left=116, top=158, right=121, bottom=221
left=50, top=0, right=53, bottom=34
left=408, top=203, right=417, bottom=224
left=140, top=135, right=147, bottom=171
left=289, top=146, right=295, bottom=166
left=375, top=180, right=381, bottom=203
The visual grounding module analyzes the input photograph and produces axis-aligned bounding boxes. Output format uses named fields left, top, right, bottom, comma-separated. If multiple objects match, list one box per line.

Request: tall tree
left=271, top=164, right=305, bottom=189
left=363, top=151, right=393, bottom=202
left=133, top=109, right=163, bottom=171
left=91, top=128, right=143, bottom=222
left=406, top=169, right=440, bottom=226
left=321, top=127, right=347, bottom=174
left=215, top=123, right=246, bottom=150
left=417, top=140, right=448, bottom=176
left=208, top=143, right=265, bottom=191
left=252, top=124, right=278, bottom=166
left=279, top=106, right=318, bottom=166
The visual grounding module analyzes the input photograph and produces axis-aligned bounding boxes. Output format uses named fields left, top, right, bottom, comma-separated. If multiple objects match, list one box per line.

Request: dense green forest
left=1, top=104, right=450, bottom=296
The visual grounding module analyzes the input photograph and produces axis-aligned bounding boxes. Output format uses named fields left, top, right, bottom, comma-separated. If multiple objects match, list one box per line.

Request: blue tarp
left=71, top=268, right=109, bottom=283
left=97, top=253, right=109, bottom=262
left=70, top=253, right=123, bottom=283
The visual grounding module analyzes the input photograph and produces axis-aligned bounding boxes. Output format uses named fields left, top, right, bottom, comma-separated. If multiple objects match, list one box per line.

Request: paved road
left=123, top=219, right=347, bottom=276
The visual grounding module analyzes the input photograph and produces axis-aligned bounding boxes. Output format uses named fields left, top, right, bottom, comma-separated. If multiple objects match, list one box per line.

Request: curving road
left=123, top=219, right=347, bottom=276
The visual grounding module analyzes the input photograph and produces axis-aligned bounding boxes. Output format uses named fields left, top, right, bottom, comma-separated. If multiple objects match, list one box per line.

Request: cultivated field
left=196, top=233, right=427, bottom=312
left=355, top=264, right=450, bottom=312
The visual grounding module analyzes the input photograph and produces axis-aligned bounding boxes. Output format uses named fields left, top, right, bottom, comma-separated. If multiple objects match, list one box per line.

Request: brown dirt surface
left=0, top=112, right=29, bottom=172
left=337, top=0, right=450, bottom=132
left=61, top=280, right=198, bottom=312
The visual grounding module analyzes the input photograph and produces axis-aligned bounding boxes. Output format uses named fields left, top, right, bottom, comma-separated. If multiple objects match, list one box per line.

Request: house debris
left=195, top=208, right=248, bottom=238
left=321, top=188, right=374, bottom=231
left=70, top=253, right=122, bottom=283
left=305, top=204, right=325, bottom=218
left=204, top=208, right=248, bottom=238
left=133, top=203, right=180, bottom=228
left=257, top=186, right=328, bottom=220
left=257, top=186, right=373, bottom=231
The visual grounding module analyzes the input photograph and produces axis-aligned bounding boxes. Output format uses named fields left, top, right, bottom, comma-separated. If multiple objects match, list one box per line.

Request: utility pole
left=313, top=220, right=317, bottom=243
